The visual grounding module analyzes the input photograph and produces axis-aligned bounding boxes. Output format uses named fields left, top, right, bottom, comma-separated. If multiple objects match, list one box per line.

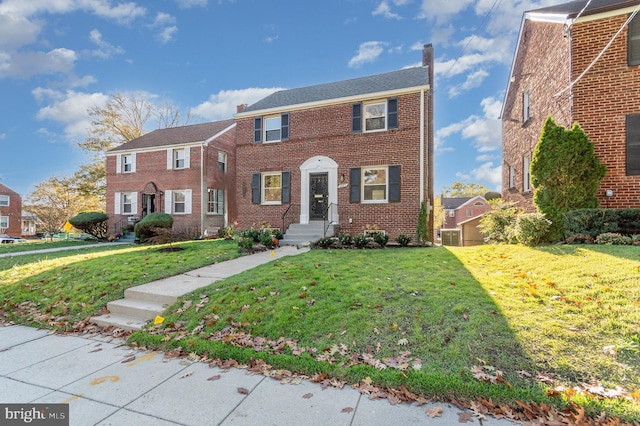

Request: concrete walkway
left=0, top=325, right=517, bottom=426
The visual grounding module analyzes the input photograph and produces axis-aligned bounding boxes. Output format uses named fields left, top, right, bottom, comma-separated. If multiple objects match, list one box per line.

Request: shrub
left=146, top=227, right=191, bottom=245
left=134, top=212, right=173, bottom=242
left=478, top=200, right=520, bottom=244
left=595, top=232, right=632, bottom=245
left=238, top=236, right=254, bottom=250
left=217, top=227, right=235, bottom=240
left=69, top=211, right=109, bottom=240
left=395, top=234, right=412, bottom=247
left=315, top=237, right=335, bottom=249
left=338, top=234, right=353, bottom=246
left=416, top=201, right=430, bottom=246
left=564, top=208, right=640, bottom=237
left=513, top=213, right=552, bottom=246
left=260, top=233, right=277, bottom=248
left=565, top=233, right=595, bottom=245
left=373, top=232, right=390, bottom=248
left=353, top=234, right=368, bottom=248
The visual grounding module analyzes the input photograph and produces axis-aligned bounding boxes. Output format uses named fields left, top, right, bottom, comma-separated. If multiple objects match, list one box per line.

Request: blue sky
left=0, top=0, right=565, bottom=197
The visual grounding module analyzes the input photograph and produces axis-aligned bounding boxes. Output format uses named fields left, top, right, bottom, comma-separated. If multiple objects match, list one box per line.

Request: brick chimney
left=422, top=43, right=434, bottom=86
left=237, top=104, right=248, bottom=113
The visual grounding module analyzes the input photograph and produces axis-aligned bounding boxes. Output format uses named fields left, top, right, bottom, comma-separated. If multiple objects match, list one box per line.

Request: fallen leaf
left=89, top=348, right=103, bottom=353
left=463, top=312, right=469, bottom=321
left=121, top=355, right=136, bottom=363
left=303, top=393, right=313, bottom=399
left=179, top=371, right=193, bottom=379
left=237, top=387, right=249, bottom=395
left=341, top=407, right=354, bottom=413
left=207, top=375, right=221, bottom=381
left=426, top=406, right=443, bottom=418
left=397, top=338, right=409, bottom=346
left=153, top=315, right=165, bottom=325
left=457, top=411, right=474, bottom=423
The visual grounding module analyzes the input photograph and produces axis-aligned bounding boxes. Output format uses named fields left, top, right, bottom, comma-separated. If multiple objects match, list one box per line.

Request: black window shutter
left=254, top=117, right=262, bottom=144
left=281, top=113, right=289, bottom=141
left=629, top=15, right=640, bottom=65
left=281, top=171, right=291, bottom=203
left=388, top=98, right=398, bottom=129
left=352, top=103, right=362, bottom=133
left=349, top=168, right=361, bottom=203
left=626, top=114, right=640, bottom=175
left=388, top=165, right=401, bottom=202
left=251, top=174, right=261, bottom=204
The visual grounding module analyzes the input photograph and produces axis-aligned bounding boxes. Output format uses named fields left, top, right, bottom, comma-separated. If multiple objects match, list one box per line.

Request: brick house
left=106, top=120, right=236, bottom=237
left=234, top=45, right=435, bottom=244
left=440, top=196, right=491, bottom=230
left=502, top=0, right=640, bottom=211
left=0, top=183, right=23, bottom=236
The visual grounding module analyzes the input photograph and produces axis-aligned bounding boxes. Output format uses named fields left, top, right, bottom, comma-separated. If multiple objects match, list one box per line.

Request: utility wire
left=554, top=3, right=640, bottom=97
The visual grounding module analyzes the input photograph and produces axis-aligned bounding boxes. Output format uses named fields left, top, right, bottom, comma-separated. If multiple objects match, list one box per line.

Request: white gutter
left=420, top=88, right=425, bottom=203
left=200, top=143, right=205, bottom=236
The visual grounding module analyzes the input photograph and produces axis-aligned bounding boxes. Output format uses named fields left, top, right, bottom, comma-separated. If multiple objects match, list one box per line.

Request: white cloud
left=32, top=88, right=109, bottom=141
left=0, top=48, right=77, bottom=79
left=191, top=87, right=285, bottom=121
left=476, top=154, right=494, bottom=162
left=436, top=96, right=502, bottom=153
left=151, top=12, right=178, bottom=44
left=175, top=0, right=208, bottom=8
left=418, top=0, right=474, bottom=24
left=88, top=29, right=124, bottom=59
left=373, top=1, right=402, bottom=19
left=348, top=41, right=388, bottom=68
left=468, top=161, right=502, bottom=189
left=0, top=12, right=40, bottom=48
left=154, top=12, right=176, bottom=26
left=158, top=26, right=178, bottom=44
left=0, top=133, right=6, bottom=140
left=448, top=69, right=489, bottom=97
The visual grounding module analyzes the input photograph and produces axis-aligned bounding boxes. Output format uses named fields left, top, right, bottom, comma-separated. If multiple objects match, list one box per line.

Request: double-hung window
left=254, top=113, right=289, bottom=143
left=174, top=149, right=185, bottom=169
left=122, top=154, right=133, bottom=172
left=0, top=195, right=8, bottom=207
left=626, top=113, right=640, bottom=175
left=174, top=191, right=186, bottom=213
left=114, top=192, right=137, bottom=215
left=218, top=152, right=227, bottom=172
left=523, top=155, right=531, bottom=192
left=122, top=193, right=132, bottom=214
left=629, top=13, right=640, bottom=65
left=262, top=173, right=282, bottom=204
left=509, top=165, right=515, bottom=188
left=0, top=216, right=8, bottom=229
left=349, top=165, right=401, bottom=203
left=208, top=189, right=224, bottom=214
left=352, top=98, right=398, bottom=133
left=163, top=189, right=192, bottom=214
left=523, top=90, right=530, bottom=123
left=251, top=172, right=291, bottom=204
left=167, top=147, right=190, bottom=169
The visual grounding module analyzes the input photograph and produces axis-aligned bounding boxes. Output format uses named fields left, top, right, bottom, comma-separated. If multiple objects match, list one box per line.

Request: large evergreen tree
left=530, top=117, right=606, bottom=240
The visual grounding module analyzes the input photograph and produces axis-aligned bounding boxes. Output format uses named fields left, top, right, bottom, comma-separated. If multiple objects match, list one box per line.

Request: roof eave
left=235, top=84, right=430, bottom=118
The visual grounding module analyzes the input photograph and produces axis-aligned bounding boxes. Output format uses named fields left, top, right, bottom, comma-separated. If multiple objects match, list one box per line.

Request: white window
left=364, top=101, right=387, bottom=132
left=264, top=116, right=282, bottom=142
left=509, top=165, right=515, bottom=188
left=164, top=189, right=192, bottom=214
left=208, top=189, right=224, bottom=214
left=523, top=155, right=531, bottom=192
left=218, top=151, right=227, bottom=172
left=448, top=211, right=455, bottom=218
left=262, top=172, right=282, bottom=204
left=523, top=90, right=530, bottom=122
left=0, top=195, right=8, bottom=207
left=167, top=147, right=190, bottom=169
left=0, top=216, right=8, bottom=229
left=114, top=192, right=138, bottom=215
left=122, top=154, right=133, bottom=172
left=362, top=167, right=387, bottom=203
left=466, top=209, right=473, bottom=217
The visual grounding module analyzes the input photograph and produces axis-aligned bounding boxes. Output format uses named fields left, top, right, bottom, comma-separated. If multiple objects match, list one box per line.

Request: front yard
left=1, top=241, right=638, bottom=422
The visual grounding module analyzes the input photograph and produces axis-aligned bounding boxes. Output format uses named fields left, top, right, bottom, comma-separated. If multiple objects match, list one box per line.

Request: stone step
left=106, top=299, right=167, bottom=320
left=90, top=313, right=149, bottom=332
left=124, top=284, right=185, bottom=306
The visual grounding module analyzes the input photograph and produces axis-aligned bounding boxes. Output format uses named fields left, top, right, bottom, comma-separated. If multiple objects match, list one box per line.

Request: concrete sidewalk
left=0, top=325, right=517, bottom=426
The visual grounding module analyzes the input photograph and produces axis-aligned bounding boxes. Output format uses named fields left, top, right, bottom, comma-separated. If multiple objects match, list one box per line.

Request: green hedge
left=69, top=211, right=108, bottom=239
left=563, top=209, right=640, bottom=237
left=134, top=212, right=174, bottom=241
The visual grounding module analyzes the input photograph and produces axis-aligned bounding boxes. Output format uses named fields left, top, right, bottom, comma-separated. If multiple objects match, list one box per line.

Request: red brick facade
left=106, top=125, right=236, bottom=236
left=0, top=183, right=22, bottom=236
left=235, top=91, right=432, bottom=240
left=503, top=5, right=640, bottom=210
left=442, top=196, right=491, bottom=229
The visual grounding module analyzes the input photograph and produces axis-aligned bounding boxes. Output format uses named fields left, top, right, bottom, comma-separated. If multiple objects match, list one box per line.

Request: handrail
left=281, top=203, right=300, bottom=233
left=323, top=202, right=336, bottom=238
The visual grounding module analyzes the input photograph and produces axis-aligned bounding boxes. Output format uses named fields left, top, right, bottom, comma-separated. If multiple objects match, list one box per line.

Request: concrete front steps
left=280, top=221, right=335, bottom=246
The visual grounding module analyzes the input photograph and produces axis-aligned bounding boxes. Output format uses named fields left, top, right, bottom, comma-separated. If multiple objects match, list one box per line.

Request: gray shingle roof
left=241, top=66, right=430, bottom=114
left=529, top=0, right=640, bottom=18
left=442, top=197, right=473, bottom=210
left=109, top=119, right=235, bottom=153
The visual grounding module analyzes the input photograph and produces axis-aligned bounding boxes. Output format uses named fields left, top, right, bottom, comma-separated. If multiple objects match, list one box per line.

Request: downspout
left=201, top=143, right=205, bottom=237
left=568, top=24, right=574, bottom=124
left=420, top=88, right=425, bottom=203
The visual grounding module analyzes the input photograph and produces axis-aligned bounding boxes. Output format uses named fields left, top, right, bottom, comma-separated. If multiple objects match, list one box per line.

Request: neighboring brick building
left=440, top=196, right=491, bottom=230
left=502, top=0, right=640, bottom=211
left=0, top=183, right=23, bottom=237
left=106, top=120, right=236, bottom=237
left=234, top=45, right=435, bottom=242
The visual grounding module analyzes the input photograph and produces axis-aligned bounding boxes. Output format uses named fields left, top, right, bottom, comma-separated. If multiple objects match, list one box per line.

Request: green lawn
left=0, top=239, right=95, bottom=254
left=0, top=239, right=242, bottom=329
left=1, top=242, right=638, bottom=421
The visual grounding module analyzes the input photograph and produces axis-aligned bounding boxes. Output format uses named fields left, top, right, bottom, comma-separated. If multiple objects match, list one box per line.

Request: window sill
left=261, top=202, right=282, bottom=206
left=364, top=128, right=387, bottom=134
left=362, top=200, right=388, bottom=204
left=207, top=213, right=223, bottom=216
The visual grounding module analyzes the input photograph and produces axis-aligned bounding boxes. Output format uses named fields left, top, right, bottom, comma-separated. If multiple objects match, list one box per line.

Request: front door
left=142, top=194, right=155, bottom=217
left=309, top=173, right=328, bottom=220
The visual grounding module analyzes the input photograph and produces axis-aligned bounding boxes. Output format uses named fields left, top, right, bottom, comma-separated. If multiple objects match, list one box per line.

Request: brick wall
left=235, top=92, right=430, bottom=239
left=0, top=184, right=22, bottom=236
left=502, top=20, right=572, bottom=212
left=106, top=129, right=236, bottom=235
left=571, top=14, right=640, bottom=208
